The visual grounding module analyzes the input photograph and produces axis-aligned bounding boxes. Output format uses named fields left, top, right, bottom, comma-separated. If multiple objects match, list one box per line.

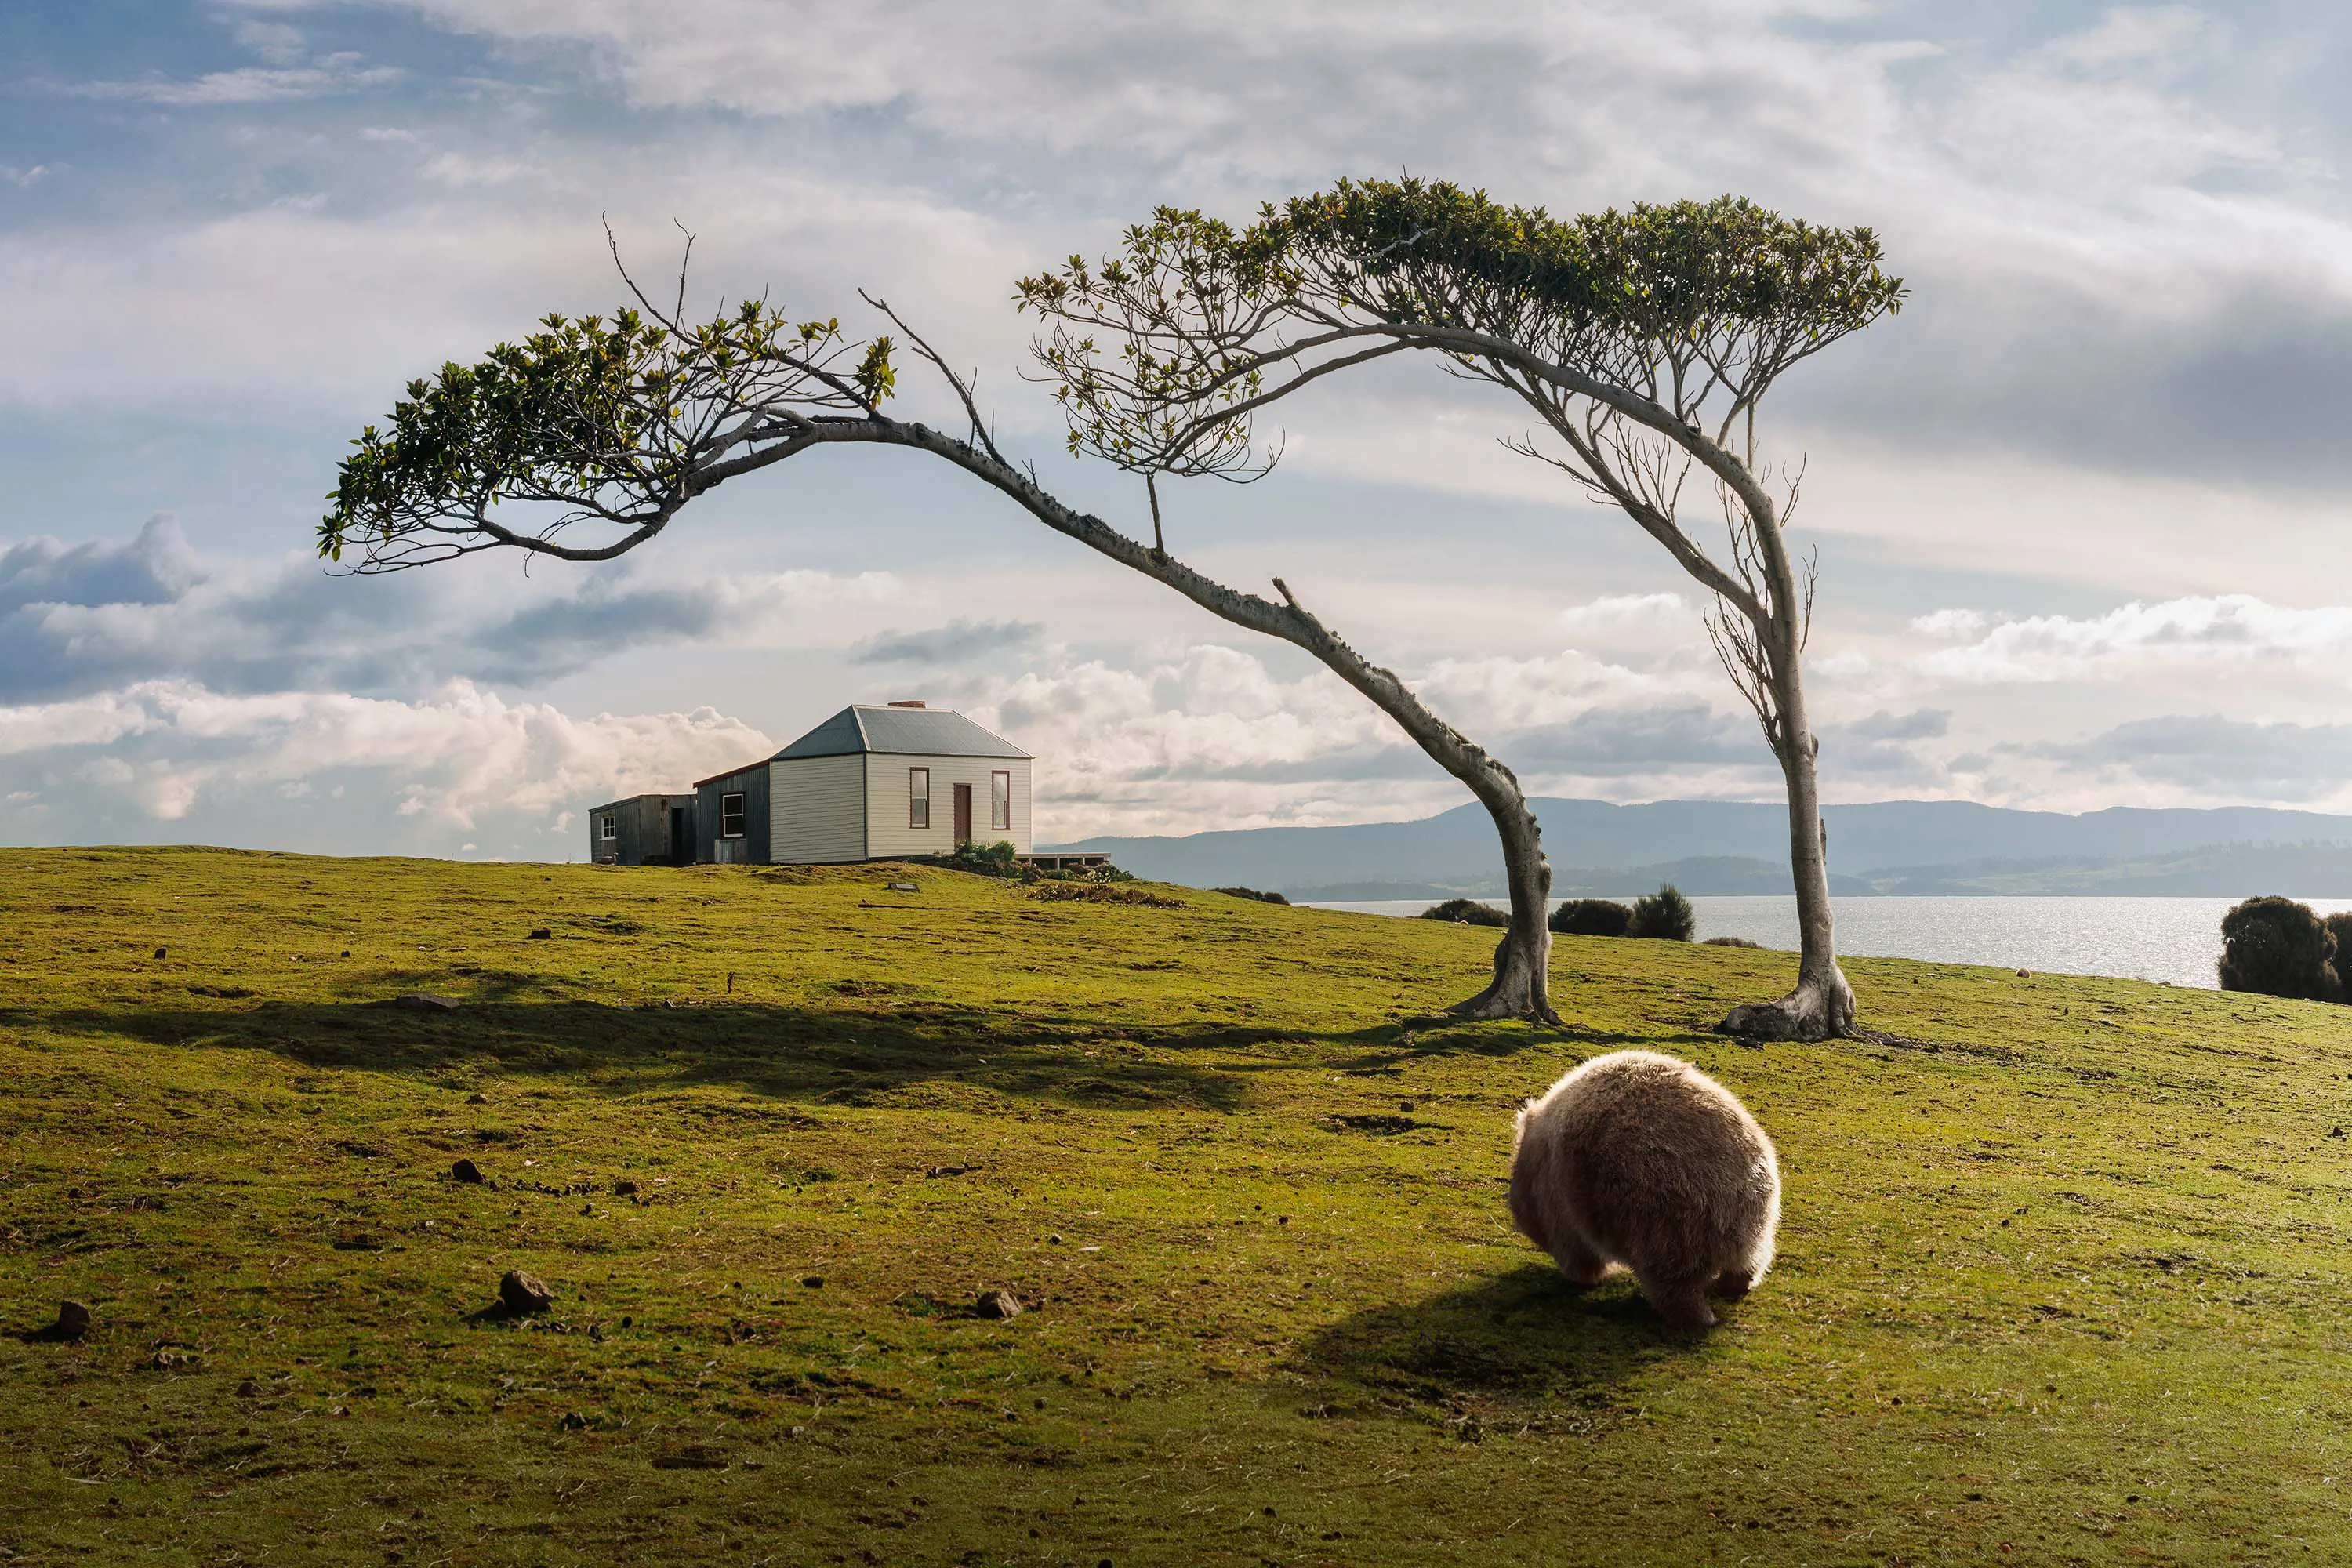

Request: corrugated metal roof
left=586, top=793, right=695, bottom=812
left=773, top=706, right=1031, bottom=760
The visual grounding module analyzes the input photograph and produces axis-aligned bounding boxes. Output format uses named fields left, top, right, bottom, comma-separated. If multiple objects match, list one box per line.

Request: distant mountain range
left=1047, top=798, right=2352, bottom=898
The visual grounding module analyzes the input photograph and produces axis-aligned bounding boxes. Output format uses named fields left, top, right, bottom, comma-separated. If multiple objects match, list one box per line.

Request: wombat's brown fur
left=1508, top=1050, right=1780, bottom=1332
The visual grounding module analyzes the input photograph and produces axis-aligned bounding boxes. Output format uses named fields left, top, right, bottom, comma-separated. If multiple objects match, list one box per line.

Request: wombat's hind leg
left=1710, top=1269, right=1754, bottom=1301
left=1550, top=1231, right=1610, bottom=1290
left=1640, top=1273, right=1719, bottom=1334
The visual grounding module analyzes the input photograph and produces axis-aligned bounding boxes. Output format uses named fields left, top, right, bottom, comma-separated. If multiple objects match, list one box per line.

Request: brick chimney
left=887, top=699, right=927, bottom=709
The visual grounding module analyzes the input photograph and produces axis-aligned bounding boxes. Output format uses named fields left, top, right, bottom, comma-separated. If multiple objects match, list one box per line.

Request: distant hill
left=1049, top=799, right=2352, bottom=897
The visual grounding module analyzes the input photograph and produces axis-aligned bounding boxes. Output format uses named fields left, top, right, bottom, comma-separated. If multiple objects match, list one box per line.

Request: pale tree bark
left=1011, top=187, right=1900, bottom=1040
left=1035, top=312, right=1857, bottom=1037
left=1718, top=545, right=1853, bottom=1040
left=792, top=412, right=1564, bottom=1026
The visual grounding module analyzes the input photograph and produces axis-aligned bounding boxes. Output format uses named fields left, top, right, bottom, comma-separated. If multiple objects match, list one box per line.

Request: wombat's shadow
left=1296, top=1263, right=1701, bottom=1408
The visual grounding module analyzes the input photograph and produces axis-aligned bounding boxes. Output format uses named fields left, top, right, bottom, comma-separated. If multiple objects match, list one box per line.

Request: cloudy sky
left=5, top=0, right=2352, bottom=858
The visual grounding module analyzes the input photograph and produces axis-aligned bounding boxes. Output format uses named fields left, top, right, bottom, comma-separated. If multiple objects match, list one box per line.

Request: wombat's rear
left=1508, top=1050, right=1779, bottom=1331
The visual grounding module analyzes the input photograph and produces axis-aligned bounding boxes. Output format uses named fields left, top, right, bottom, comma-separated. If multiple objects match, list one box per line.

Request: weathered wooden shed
left=586, top=793, right=695, bottom=865
left=693, top=701, right=1032, bottom=865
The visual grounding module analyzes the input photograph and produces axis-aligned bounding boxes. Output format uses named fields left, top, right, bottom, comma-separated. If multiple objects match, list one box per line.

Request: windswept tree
left=1018, top=180, right=1904, bottom=1038
left=318, top=239, right=1567, bottom=1022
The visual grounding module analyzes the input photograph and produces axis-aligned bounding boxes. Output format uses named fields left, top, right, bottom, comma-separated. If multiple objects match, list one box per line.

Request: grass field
left=4, top=846, right=2351, bottom=1565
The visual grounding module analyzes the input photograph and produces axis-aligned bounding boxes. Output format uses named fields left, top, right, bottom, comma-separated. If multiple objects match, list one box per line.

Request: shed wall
left=589, top=794, right=691, bottom=865
left=863, top=753, right=1030, bottom=858
left=769, top=754, right=867, bottom=864
left=695, top=767, right=771, bottom=864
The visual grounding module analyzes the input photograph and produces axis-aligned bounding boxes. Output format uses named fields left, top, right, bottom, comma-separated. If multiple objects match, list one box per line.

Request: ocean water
left=1301, top=895, right=2352, bottom=990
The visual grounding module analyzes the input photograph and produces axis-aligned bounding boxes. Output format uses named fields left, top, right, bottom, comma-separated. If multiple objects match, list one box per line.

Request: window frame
left=719, top=791, right=746, bottom=840
left=990, top=770, right=1011, bottom=833
left=600, top=814, right=616, bottom=842
left=909, top=767, right=930, bottom=830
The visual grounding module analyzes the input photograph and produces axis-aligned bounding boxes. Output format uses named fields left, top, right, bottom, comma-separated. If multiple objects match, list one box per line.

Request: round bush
left=2218, top=895, right=2337, bottom=1000
left=1421, top=898, right=1509, bottom=928
left=2325, top=913, right=2352, bottom=997
left=1627, top=884, right=1697, bottom=942
left=1550, top=898, right=1632, bottom=937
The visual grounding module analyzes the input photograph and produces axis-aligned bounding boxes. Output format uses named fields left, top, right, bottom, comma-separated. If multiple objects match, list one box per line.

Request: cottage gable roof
left=773, top=705, right=1031, bottom=761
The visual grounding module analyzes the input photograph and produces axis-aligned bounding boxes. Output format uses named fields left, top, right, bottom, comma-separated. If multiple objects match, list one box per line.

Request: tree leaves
left=318, top=298, right=889, bottom=571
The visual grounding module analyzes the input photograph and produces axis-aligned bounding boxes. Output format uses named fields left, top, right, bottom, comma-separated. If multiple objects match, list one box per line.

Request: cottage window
left=909, top=768, right=930, bottom=830
left=991, top=771, right=1011, bottom=833
left=720, top=792, right=746, bottom=839
left=600, top=815, right=616, bottom=842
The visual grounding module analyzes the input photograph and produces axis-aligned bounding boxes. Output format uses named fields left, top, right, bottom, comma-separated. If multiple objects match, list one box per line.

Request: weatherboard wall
left=769, top=754, right=868, bottom=864
left=864, top=753, right=1031, bottom=858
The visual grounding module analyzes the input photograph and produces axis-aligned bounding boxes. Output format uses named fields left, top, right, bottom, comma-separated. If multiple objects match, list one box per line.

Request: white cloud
left=419, top=151, right=541, bottom=187
left=1916, top=594, right=2352, bottom=684
left=1910, top=608, right=1987, bottom=641
left=78, top=56, right=404, bottom=106
left=0, top=166, right=1030, bottom=414
left=1555, top=592, right=1702, bottom=642
left=0, top=678, right=772, bottom=832
left=0, top=512, right=909, bottom=703
left=232, top=19, right=310, bottom=67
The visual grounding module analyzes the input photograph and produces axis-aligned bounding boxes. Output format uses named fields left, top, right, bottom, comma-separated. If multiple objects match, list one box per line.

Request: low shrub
left=1627, top=884, right=1697, bottom=942
left=1031, top=883, right=1182, bottom=909
left=913, top=843, right=1132, bottom=884
left=2219, top=895, right=2338, bottom=1000
left=1214, top=886, right=1290, bottom=905
left=1420, top=898, right=1509, bottom=928
left=1035, top=862, right=1134, bottom=884
left=1550, top=898, right=1631, bottom=937
left=1703, top=935, right=1761, bottom=949
left=923, top=840, right=1022, bottom=878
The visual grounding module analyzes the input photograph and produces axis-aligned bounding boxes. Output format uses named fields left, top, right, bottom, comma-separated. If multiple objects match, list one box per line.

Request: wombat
left=1508, top=1049, right=1780, bottom=1331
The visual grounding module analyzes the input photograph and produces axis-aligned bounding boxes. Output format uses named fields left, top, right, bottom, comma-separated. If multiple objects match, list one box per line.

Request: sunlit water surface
left=1302, top=895, right=2352, bottom=990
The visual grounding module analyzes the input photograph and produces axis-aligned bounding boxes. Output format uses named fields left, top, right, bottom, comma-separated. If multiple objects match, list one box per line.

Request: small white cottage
left=691, top=701, right=1033, bottom=865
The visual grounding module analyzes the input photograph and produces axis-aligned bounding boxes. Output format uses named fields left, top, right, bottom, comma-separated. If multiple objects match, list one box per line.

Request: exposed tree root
left=1442, top=931, right=1567, bottom=1027
left=1718, top=974, right=1857, bottom=1043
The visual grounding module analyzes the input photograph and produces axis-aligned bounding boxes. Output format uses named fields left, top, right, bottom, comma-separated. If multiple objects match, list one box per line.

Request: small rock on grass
left=612, top=1179, right=637, bottom=1196
left=451, top=1158, right=485, bottom=1184
left=394, top=993, right=460, bottom=1012
left=49, top=1300, right=93, bottom=1341
left=528, top=927, right=552, bottom=940
left=975, top=1289, right=1024, bottom=1320
left=499, top=1270, right=555, bottom=1316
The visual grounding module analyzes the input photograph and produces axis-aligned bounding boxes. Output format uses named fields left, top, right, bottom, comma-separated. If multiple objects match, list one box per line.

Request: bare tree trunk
left=1718, top=551, right=1854, bottom=1041
left=1459, top=775, right=1557, bottom=1022
left=841, top=419, right=1564, bottom=1025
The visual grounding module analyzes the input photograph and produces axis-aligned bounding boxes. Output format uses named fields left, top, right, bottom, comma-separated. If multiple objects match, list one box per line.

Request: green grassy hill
left=4, top=847, right=2350, bottom=1565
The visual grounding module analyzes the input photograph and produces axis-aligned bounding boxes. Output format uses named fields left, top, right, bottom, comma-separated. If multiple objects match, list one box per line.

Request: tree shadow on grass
left=1331, top=1022, right=1637, bottom=1077
left=30, top=997, right=1293, bottom=1115
left=1295, top=1263, right=1701, bottom=1420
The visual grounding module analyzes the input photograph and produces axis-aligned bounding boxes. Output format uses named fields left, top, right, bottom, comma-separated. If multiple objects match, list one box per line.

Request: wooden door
left=953, top=782, right=973, bottom=844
